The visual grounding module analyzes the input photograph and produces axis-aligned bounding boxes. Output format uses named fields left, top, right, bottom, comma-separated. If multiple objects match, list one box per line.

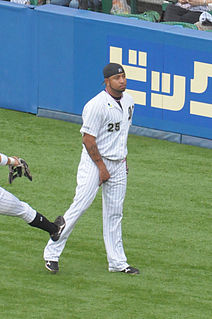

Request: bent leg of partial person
left=43, top=152, right=100, bottom=271
left=0, top=186, right=37, bottom=223
left=0, top=187, right=65, bottom=240
left=102, top=159, right=129, bottom=272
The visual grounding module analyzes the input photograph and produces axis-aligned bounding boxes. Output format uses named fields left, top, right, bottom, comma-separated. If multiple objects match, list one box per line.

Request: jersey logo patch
left=107, top=103, right=114, bottom=108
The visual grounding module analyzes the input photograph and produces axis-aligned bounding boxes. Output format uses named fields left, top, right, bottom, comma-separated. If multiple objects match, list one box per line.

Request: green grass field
left=0, top=108, right=211, bottom=319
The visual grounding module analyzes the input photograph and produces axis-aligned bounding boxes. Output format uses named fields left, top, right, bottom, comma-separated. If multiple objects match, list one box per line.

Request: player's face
left=106, top=73, right=127, bottom=96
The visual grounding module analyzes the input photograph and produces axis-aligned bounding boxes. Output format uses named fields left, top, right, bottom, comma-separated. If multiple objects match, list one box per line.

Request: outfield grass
left=0, top=108, right=211, bottom=319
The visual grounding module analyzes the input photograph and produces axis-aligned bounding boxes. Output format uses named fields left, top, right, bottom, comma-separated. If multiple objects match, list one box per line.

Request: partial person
left=44, top=63, right=139, bottom=275
left=163, top=0, right=211, bottom=24
left=0, top=153, right=65, bottom=242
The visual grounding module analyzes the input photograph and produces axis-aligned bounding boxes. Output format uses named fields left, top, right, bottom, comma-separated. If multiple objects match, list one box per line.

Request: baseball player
left=0, top=153, right=65, bottom=242
left=44, top=63, right=139, bottom=275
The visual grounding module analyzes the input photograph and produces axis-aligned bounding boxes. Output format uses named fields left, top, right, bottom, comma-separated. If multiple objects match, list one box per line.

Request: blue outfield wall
left=0, top=2, right=212, bottom=144
left=0, top=2, right=37, bottom=113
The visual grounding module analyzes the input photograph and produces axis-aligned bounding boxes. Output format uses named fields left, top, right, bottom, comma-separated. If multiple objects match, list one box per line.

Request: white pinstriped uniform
left=44, top=90, right=134, bottom=271
left=0, top=153, right=36, bottom=223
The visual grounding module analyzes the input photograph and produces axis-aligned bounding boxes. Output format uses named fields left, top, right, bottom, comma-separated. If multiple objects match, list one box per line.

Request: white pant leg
left=102, top=159, right=129, bottom=272
left=43, top=152, right=100, bottom=262
left=0, top=187, right=36, bottom=223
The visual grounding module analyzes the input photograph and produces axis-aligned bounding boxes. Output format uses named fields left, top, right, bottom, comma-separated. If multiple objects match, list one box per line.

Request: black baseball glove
left=8, top=158, right=32, bottom=184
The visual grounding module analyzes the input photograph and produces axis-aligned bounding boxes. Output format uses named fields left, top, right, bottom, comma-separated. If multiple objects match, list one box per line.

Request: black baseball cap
left=103, top=63, right=125, bottom=78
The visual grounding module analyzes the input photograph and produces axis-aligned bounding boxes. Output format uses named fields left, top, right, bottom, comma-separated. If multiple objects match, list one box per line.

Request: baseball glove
left=8, top=158, right=32, bottom=184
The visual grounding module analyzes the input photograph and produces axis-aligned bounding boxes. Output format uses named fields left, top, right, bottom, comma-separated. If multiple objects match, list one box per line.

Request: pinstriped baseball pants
left=0, top=186, right=36, bottom=223
left=44, top=151, right=129, bottom=271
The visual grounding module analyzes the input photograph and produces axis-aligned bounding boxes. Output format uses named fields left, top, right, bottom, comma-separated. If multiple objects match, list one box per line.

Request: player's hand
left=99, top=167, right=110, bottom=186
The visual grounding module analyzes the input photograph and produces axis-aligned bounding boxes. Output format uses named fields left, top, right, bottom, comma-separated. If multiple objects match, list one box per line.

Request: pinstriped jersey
left=80, top=90, right=134, bottom=161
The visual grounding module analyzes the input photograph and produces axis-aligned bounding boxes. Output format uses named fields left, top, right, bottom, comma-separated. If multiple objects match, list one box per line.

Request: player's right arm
left=82, top=133, right=110, bottom=186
